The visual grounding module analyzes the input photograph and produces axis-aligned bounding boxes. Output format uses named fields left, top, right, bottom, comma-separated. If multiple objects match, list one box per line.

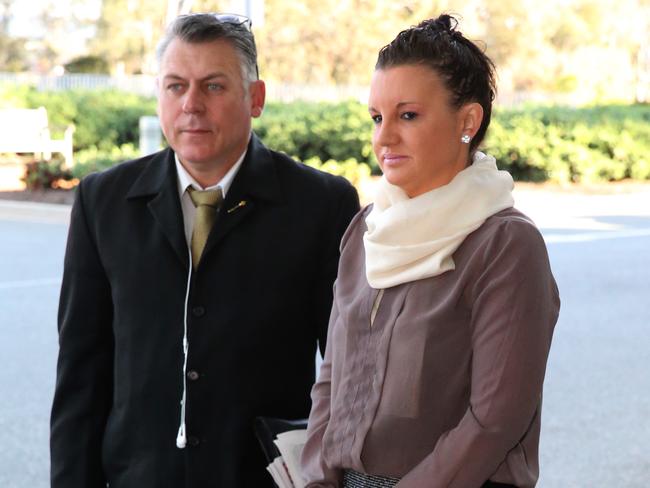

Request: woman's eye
left=401, top=111, right=418, bottom=120
left=371, top=114, right=382, bottom=124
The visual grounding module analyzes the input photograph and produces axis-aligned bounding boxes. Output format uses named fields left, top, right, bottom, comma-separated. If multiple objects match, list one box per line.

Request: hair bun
left=435, top=14, right=456, bottom=31
left=417, top=14, right=460, bottom=36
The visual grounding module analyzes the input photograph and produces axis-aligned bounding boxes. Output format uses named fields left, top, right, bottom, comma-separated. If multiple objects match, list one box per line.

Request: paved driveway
left=1, top=186, right=649, bottom=487
left=0, top=203, right=67, bottom=488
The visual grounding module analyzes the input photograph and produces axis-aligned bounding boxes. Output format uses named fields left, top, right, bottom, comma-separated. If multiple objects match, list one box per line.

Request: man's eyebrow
left=162, top=73, right=229, bottom=82
left=200, top=73, right=229, bottom=81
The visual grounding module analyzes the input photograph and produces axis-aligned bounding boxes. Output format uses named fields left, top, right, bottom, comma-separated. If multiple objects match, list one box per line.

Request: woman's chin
left=382, top=174, right=418, bottom=197
left=382, top=171, right=406, bottom=189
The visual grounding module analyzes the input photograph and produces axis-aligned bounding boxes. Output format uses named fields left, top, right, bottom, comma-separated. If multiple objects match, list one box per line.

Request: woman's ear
left=460, top=102, right=484, bottom=140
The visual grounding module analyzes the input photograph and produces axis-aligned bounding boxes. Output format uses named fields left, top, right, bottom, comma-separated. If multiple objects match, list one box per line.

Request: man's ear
left=460, top=102, right=484, bottom=139
left=249, top=80, right=266, bottom=118
left=155, top=77, right=161, bottom=114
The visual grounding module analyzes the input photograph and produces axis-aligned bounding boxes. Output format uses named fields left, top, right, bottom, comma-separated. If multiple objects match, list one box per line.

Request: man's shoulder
left=81, top=150, right=166, bottom=188
left=265, top=147, right=355, bottom=194
left=74, top=149, right=172, bottom=212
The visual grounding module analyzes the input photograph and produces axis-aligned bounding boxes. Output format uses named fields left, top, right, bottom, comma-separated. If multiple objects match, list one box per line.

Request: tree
left=0, top=35, right=29, bottom=71
left=92, top=0, right=167, bottom=74
left=0, top=0, right=30, bottom=71
left=92, top=0, right=218, bottom=74
left=65, top=55, right=110, bottom=73
left=254, top=0, right=426, bottom=85
left=84, top=0, right=647, bottom=102
left=165, top=0, right=196, bottom=24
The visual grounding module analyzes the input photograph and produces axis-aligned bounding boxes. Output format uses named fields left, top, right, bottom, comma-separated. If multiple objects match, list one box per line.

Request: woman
left=300, top=14, right=560, bottom=488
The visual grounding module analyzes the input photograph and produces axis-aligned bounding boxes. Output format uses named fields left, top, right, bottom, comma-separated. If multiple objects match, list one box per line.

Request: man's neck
left=182, top=161, right=234, bottom=189
left=175, top=149, right=247, bottom=197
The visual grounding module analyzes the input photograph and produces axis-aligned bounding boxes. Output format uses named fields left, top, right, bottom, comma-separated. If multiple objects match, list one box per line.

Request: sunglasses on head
left=181, top=12, right=252, bottom=30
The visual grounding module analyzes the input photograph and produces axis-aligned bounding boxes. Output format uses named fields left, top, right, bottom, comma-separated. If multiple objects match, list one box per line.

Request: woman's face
left=369, top=64, right=475, bottom=198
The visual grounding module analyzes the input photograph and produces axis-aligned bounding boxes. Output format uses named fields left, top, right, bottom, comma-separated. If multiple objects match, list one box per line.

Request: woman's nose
left=375, top=118, right=399, bottom=146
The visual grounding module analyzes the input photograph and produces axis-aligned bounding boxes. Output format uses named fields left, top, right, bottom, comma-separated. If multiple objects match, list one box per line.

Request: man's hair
left=156, top=13, right=259, bottom=84
left=376, top=14, right=496, bottom=152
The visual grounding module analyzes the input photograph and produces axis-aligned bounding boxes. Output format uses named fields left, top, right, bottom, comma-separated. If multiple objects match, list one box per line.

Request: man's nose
left=182, top=85, right=205, bottom=114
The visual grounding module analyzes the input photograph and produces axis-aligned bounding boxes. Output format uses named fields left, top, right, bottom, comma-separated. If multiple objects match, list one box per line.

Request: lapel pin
left=227, top=200, right=247, bottom=214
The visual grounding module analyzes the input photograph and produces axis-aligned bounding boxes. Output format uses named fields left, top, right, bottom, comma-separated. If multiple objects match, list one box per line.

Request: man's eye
left=401, top=112, right=418, bottom=120
left=207, top=83, right=223, bottom=91
left=167, top=83, right=183, bottom=92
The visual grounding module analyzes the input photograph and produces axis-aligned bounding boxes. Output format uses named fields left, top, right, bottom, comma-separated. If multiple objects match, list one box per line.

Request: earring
left=461, top=134, right=471, bottom=144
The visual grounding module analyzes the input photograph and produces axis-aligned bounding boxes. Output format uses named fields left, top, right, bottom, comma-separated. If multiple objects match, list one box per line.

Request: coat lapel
left=124, top=135, right=282, bottom=270
left=126, top=148, right=189, bottom=268
left=200, top=134, right=283, bottom=262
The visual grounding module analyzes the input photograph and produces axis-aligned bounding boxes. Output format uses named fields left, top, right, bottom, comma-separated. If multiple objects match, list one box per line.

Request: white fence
left=0, top=72, right=159, bottom=97
left=0, top=72, right=370, bottom=102
left=0, top=72, right=581, bottom=105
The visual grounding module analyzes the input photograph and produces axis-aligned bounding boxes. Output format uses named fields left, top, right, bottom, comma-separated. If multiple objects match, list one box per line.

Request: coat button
left=187, top=370, right=200, bottom=381
left=187, top=436, right=200, bottom=447
left=192, top=306, right=205, bottom=317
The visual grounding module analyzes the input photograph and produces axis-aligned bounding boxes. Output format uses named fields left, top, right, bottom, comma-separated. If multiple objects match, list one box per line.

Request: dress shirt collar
left=175, top=146, right=247, bottom=199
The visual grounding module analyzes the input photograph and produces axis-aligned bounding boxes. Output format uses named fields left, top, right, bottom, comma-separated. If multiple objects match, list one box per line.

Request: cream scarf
left=363, top=151, right=514, bottom=289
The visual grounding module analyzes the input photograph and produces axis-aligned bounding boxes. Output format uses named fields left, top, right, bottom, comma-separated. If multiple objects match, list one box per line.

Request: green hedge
left=256, top=101, right=650, bottom=183
left=1, top=82, right=649, bottom=184
left=254, top=101, right=375, bottom=169
left=0, top=84, right=157, bottom=152
left=486, top=105, right=650, bottom=182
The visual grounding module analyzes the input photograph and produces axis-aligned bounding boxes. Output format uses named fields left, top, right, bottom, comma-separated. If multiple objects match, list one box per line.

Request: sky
left=8, top=0, right=101, bottom=38
left=8, top=0, right=266, bottom=38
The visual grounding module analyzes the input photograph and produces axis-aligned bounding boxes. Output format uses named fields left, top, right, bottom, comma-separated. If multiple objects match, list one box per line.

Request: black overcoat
left=50, top=134, right=360, bottom=487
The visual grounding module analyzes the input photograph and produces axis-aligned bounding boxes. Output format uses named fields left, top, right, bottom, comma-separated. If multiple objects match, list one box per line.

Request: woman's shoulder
left=485, top=206, right=536, bottom=227
left=475, top=207, right=543, bottom=244
left=458, top=206, right=549, bottom=269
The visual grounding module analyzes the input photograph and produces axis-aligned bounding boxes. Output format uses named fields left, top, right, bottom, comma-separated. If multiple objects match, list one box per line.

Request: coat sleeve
left=50, top=179, right=114, bottom=488
left=398, top=218, right=560, bottom=488
left=312, top=179, right=359, bottom=356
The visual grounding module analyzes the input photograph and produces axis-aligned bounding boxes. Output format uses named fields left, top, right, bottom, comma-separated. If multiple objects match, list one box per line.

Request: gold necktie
left=188, top=187, right=223, bottom=269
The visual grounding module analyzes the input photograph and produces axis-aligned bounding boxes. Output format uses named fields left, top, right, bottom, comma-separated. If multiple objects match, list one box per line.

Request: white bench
left=0, top=106, right=75, bottom=167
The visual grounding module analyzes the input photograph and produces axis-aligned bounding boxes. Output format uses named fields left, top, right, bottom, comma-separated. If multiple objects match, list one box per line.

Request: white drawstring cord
left=176, top=247, right=193, bottom=449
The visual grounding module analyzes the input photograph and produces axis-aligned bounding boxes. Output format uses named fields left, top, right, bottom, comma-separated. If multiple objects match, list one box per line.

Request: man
left=50, top=13, right=359, bottom=488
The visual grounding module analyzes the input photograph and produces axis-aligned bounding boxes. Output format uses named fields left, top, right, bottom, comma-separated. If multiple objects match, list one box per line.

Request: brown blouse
left=301, top=206, right=560, bottom=488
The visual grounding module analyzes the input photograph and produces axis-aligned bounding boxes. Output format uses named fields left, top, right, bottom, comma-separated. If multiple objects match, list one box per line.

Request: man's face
left=157, top=38, right=265, bottom=178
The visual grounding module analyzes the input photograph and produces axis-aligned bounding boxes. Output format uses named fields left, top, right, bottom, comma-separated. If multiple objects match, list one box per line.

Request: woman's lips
left=382, top=153, right=408, bottom=165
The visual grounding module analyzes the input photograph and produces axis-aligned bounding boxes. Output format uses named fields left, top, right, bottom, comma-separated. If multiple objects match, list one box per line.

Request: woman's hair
left=376, top=14, right=496, bottom=151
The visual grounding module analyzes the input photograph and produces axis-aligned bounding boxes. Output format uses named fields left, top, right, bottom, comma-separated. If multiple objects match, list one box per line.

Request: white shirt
left=175, top=149, right=247, bottom=246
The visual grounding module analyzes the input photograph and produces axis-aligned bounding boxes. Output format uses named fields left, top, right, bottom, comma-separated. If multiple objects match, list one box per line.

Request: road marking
left=0, top=278, right=61, bottom=290
left=545, top=228, right=650, bottom=244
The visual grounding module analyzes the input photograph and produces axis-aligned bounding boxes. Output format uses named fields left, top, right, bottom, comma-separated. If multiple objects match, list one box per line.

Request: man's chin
left=176, top=150, right=219, bottom=168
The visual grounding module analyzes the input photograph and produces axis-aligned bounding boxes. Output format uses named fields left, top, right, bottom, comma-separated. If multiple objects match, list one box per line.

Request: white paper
left=273, top=429, right=308, bottom=488
left=266, top=456, right=294, bottom=488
